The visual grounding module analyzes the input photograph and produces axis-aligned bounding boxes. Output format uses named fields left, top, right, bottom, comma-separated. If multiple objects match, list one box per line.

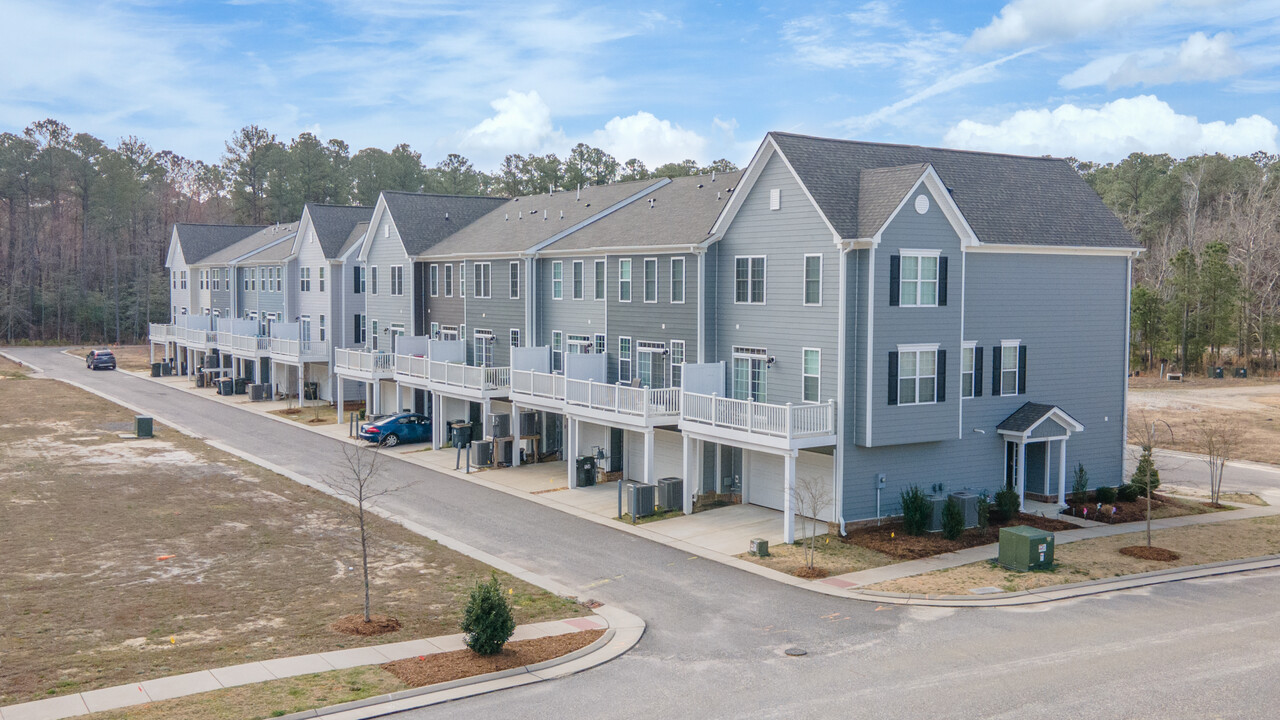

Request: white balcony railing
left=148, top=323, right=174, bottom=342
left=336, top=348, right=396, bottom=374
left=510, top=369, right=565, bottom=401
left=231, top=333, right=269, bottom=355
left=179, top=326, right=214, bottom=346
left=681, top=392, right=836, bottom=440
left=395, top=353, right=430, bottom=380
left=565, top=378, right=680, bottom=419
left=400, top=358, right=510, bottom=391
left=269, top=337, right=328, bottom=361
left=215, top=330, right=234, bottom=350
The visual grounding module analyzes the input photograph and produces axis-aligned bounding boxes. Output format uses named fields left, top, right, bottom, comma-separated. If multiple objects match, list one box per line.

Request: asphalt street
left=12, top=346, right=1280, bottom=720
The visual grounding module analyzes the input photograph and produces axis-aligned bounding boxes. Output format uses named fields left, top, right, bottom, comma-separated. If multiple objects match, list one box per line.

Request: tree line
left=0, top=119, right=738, bottom=345
left=1075, top=151, right=1280, bottom=373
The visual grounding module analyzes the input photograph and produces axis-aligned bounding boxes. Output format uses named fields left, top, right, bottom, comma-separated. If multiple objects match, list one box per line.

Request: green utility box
left=997, top=525, right=1054, bottom=571
left=749, top=538, right=770, bottom=557
left=135, top=415, right=153, bottom=438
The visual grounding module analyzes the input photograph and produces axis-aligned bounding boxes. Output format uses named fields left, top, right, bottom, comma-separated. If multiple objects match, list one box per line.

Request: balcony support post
left=783, top=451, right=797, bottom=544
left=297, top=364, right=304, bottom=409
left=336, top=374, right=344, bottom=424
left=566, top=417, right=578, bottom=489
left=510, top=402, right=521, bottom=468
left=682, top=433, right=694, bottom=515
left=149, top=342, right=155, bottom=365
left=482, top=398, right=493, bottom=439
left=432, top=392, right=445, bottom=448
left=643, top=428, right=655, bottom=486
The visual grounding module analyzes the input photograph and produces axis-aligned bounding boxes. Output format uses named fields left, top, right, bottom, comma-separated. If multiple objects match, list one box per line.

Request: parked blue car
left=357, top=413, right=431, bottom=447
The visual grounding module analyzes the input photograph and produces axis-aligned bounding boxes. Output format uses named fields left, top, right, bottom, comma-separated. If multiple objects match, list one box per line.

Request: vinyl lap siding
left=465, top=258, right=525, bottom=367
left=364, top=215, right=414, bottom=350
left=608, top=251, right=698, bottom=385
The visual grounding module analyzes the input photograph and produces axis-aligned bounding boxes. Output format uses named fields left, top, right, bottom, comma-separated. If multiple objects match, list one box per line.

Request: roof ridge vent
left=576, top=184, right=580, bottom=202
left=444, top=212, right=449, bottom=220
left=518, top=211, right=522, bottom=219
left=505, top=213, right=509, bottom=221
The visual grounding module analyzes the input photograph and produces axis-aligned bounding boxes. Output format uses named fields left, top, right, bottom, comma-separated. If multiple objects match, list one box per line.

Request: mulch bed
left=840, top=514, right=1076, bottom=561
left=331, top=614, right=403, bottom=637
left=382, top=630, right=604, bottom=688
left=1063, top=493, right=1211, bottom=523
left=793, top=566, right=829, bottom=579
left=1119, top=545, right=1182, bottom=561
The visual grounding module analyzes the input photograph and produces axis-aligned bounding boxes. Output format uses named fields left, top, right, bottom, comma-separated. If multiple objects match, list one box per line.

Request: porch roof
left=996, top=402, right=1084, bottom=438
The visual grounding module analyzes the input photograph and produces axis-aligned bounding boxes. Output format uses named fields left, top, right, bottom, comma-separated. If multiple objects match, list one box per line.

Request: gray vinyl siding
left=238, top=264, right=286, bottom=321
left=464, top=258, right=525, bottom=367
left=840, top=250, right=1130, bottom=523
left=708, top=153, right=839, bottom=405
left=423, top=261, right=466, bottom=348
left=869, top=184, right=962, bottom=446
left=210, top=265, right=232, bottom=317
left=538, top=255, right=608, bottom=371
left=297, top=234, right=333, bottom=345
left=364, top=212, right=414, bottom=351
left=608, top=251, right=698, bottom=385
left=339, top=260, right=365, bottom=348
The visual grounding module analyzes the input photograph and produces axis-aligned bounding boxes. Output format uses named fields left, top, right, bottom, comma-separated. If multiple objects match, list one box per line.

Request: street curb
left=7, top=370, right=646, bottom=720
left=37, top=356, right=1280, bottom=611
left=0, top=348, right=42, bottom=374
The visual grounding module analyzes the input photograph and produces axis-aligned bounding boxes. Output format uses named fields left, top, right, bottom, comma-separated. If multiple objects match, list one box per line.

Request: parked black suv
left=86, top=349, right=116, bottom=370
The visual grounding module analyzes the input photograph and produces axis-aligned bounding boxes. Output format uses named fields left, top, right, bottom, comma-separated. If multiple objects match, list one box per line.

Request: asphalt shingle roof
left=420, top=178, right=666, bottom=258
left=339, top=221, right=370, bottom=258
left=174, top=223, right=268, bottom=264
left=768, top=132, right=1140, bottom=248
left=997, top=402, right=1063, bottom=433
left=857, top=164, right=929, bottom=237
left=545, top=172, right=743, bottom=252
left=382, top=192, right=509, bottom=255
left=305, top=204, right=373, bottom=258
left=200, top=223, right=299, bottom=266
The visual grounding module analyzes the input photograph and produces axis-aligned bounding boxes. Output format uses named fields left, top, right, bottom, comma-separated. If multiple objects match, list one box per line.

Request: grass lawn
left=0, top=354, right=29, bottom=379
left=0, top=379, right=583, bottom=707
left=71, top=344, right=153, bottom=372
left=867, top=514, right=1280, bottom=596
left=739, top=534, right=894, bottom=577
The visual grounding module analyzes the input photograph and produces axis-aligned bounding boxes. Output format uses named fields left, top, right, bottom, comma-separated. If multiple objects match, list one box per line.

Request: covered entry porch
left=997, top=402, right=1085, bottom=510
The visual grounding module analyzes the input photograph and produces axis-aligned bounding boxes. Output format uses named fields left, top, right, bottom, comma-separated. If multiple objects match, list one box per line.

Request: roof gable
left=378, top=192, right=508, bottom=257
left=172, top=223, right=268, bottom=265
left=997, top=402, right=1084, bottom=438
left=297, top=204, right=374, bottom=259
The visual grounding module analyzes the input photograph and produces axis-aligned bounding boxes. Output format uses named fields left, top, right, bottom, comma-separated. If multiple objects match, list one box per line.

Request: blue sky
left=3, top=0, right=1279, bottom=170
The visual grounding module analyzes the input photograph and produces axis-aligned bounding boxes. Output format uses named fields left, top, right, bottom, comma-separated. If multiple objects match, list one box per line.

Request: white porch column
left=432, top=393, right=445, bottom=447
left=1058, top=438, right=1069, bottom=507
left=510, top=403, right=521, bottom=468
left=567, top=417, right=578, bottom=489
left=1017, top=441, right=1027, bottom=511
left=395, top=382, right=404, bottom=413
left=336, top=375, right=344, bottom=423
left=643, top=428, right=655, bottom=485
left=682, top=433, right=694, bottom=514
left=783, top=451, right=797, bottom=544
left=149, top=343, right=155, bottom=364
left=297, top=365, right=304, bottom=407
left=482, top=398, right=493, bottom=438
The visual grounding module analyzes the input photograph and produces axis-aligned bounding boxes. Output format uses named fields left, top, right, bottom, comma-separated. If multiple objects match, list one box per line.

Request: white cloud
left=781, top=4, right=965, bottom=80
left=590, top=112, right=707, bottom=166
left=943, top=95, right=1279, bottom=161
left=1061, top=31, right=1245, bottom=88
left=966, top=0, right=1233, bottom=51
left=461, top=91, right=562, bottom=152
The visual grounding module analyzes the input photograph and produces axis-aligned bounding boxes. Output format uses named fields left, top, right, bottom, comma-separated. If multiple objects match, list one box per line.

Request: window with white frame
left=618, top=336, right=632, bottom=382
left=552, top=330, right=564, bottom=373
left=670, top=258, right=685, bottom=303
left=569, top=260, right=581, bottom=300
left=319, top=314, right=326, bottom=342
left=180, top=270, right=187, bottom=289
left=301, top=314, right=312, bottom=344
left=510, top=328, right=520, bottom=348
left=474, top=329, right=494, bottom=368
left=1001, top=341, right=1020, bottom=396
left=370, top=266, right=378, bottom=294
left=962, top=343, right=976, bottom=398
left=250, top=268, right=257, bottom=292
left=670, top=340, right=685, bottom=388
left=637, top=341, right=667, bottom=388
left=318, top=267, right=325, bottom=292
left=443, top=263, right=453, bottom=296
left=389, top=323, right=405, bottom=353
left=732, top=347, right=767, bottom=402
left=552, top=261, right=563, bottom=300
left=391, top=265, right=404, bottom=295
left=734, top=256, right=765, bottom=304
left=803, top=348, right=820, bottom=402
left=429, top=264, right=439, bottom=296
left=804, top=254, right=822, bottom=305
left=618, top=259, right=631, bottom=302
left=371, top=319, right=379, bottom=350
left=473, top=262, right=490, bottom=298
left=900, top=252, right=939, bottom=307
left=172, top=271, right=177, bottom=290
left=211, top=270, right=218, bottom=291
left=594, top=259, right=605, bottom=300
left=441, top=325, right=458, bottom=341
left=354, top=313, right=365, bottom=344
left=593, top=333, right=605, bottom=355
left=300, top=267, right=311, bottom=292
left=354, top=265, right=364, bottom=294
left=568, top=334, right=591, bottom=355
left=897, top=345, right=938, bottom=405
left=429, top=321, right=439, bottom=339
left=644, top=258, right=658, bottom=303
left=509, top=262, right=520, bottom=299
left=458, top=263, right=465, bottom=297
left=242, top=271, right=249, bottom=292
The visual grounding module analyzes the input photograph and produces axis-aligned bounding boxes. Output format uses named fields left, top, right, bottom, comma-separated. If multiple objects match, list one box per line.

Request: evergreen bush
left=1117, top=483, right=1142, bottom=503
left=994, top=487, right=1019, bottom=523
left=976, top=494, right=991, bottom=529
left=1130, top=449, right=1160, bottom=494
left=1095, top=485, right=1117, bottom=504
left=461, top=574, right=515, bottom=656
left=900, top=486, right=931, bottom=536
left=1072, top=463, right=1090, bottom=504
left=942, top=497, right=965, bottom=540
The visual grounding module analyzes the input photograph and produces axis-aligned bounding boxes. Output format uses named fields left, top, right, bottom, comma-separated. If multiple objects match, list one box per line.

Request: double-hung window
left=442, top=263, right=452, bottom=296
left=552, top=261, right=563, bottom=300
left=593, top=333, right=606, bottom=355
left=370, top=266, right=378, bottom=295
left=900, top=252, right=939, bottom=307
left=734, top=256, right=765, bottom=304
left=510, top=328, right=520, bottom=348
left=473, top=262, right=490, bottom=298
left=391, top=265, right=404, bottom=295
left=804, top=254, right=822, bottom=305
left=354, top=266, right=364, bottom=294
left=1001, top=340, right=1020, bottom=396
left=318, top=267, right=325, bottom=293
left=670, top=258, right=685, bottom=303
left=319, top=314, right=326, bottom=342
left=670, top=340, right=685, bottom=388
left=180, top=270, right=187, bottom=290
left=962, top=342, right=977, bottom=398
left=594, top=260, right=605, bottom=300
left=458, top=263, right=465, bottom=298
left=618, top=337, right=632, bottom=382
left=643, top=258, right=658, bottom=303
left=371, top=320, right=379, bottom=350
left=896, top=345, right=938, bottom=405
left=552, top=331, right=564, bottom=373
left=353, top=313, right=365, bottom=344
left=509, top=262, right=520, bottom=299
left=572, top=261, right=584, bottom=300
left=618, top=259, right=632, bottom=302
left=300, top=267, right=310, bottom=292
left=242, top=272, right=249, bottom=292
left=803, top=348, right=820, bottom=402
left=249, top=268, right=257, bottom=292
left=429, top=264, right=439, bottom=296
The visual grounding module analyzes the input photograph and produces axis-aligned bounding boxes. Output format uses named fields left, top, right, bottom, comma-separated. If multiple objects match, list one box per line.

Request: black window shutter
left=887, top=351, right=899, bottom=406
left=938, top=256, right=948, bottom=306
left=354, top=314, right=360, bottom=344
left=974, top=347, right=984, bottom=397
left=1018, top=345, right=1028, bottom=395
left=936, top=349, right=946, bottom=402
left=991, top=346, right=1001, bottom=395
left=888, top=255, right=900, bottom=306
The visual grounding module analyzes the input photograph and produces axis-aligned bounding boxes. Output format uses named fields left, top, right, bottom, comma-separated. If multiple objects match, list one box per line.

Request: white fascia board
left=964, top=243, right=1142, bottom=257
left=165, top=229, right=183, bottom=268
left=709, top=135, right=842, bottom=245
left=422, top=250, right=523, bottom=262
left=868, top=165, right=979, bottom=248
left=290, top=207, right=314, bottom=258
left=539, top=243, right=701, bottom=257
left=357, top=195, right=392, bottom=263
left=527, top=178, right=671, bottom=256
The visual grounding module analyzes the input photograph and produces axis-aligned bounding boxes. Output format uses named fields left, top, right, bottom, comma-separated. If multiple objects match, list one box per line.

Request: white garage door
left=746, top=450, right=835, bottom=521
left=623, top=428, right=685, bottom=482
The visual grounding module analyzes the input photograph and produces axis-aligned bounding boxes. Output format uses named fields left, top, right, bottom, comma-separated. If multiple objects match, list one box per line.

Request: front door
left=1005, top=441, right=1018, bottom=491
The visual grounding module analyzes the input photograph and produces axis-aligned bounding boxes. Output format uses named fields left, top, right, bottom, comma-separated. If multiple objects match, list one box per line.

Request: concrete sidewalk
left=0, top=612, right=615, bottom=720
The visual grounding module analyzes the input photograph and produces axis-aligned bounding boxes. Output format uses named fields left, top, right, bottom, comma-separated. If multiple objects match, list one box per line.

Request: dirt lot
left=269, top=406, right=343, bottom=426
left=1129, top=380, right=1280, bottom=466
left=71, top=344, right=153, bottom=372
left=868, top=514, right=1280, bottom=595
left=0, top=379, right=582, bottom=706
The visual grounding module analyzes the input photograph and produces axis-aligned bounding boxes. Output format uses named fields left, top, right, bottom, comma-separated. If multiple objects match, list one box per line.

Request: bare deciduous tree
left=1129, top=411, right=1173, bottom=547
left=1193, top=416, right=1238, bottom=506
left=791, top=474, right=833, bottom=572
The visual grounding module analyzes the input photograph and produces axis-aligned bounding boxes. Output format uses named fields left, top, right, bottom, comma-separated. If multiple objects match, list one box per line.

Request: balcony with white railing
left=148, top=323, right=175, bottom=343
left=215, top=330, right=234, bottom=352
left=231, top=333, right=270, bottom=355
left=680, top=392, right=838, bottom=450
left=178, top=326, right=215, bottom=348
left=396, top=356, right=510, bottom=397
left=335, top=348, right=397, bottom=379
left=565, top=378, right=680, bottom=425
left=268, top=336, right=329, bottom=363
left=509, top=369, right=566, bottom=404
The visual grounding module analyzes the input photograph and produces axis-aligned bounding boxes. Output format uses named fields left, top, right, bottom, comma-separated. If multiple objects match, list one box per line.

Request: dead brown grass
left=1132, top=403, right=1280, bottom=466
left=0, top=354, right=28, bottom=379
left=868, top=514, right=1280, bottom=596
left=71, top=344, right=153, bottom=372
left=0, top=379, right=583, bottom=706
left=268, top=407, right=342, bottom=426
left=739, top=534, right=893, bottom=577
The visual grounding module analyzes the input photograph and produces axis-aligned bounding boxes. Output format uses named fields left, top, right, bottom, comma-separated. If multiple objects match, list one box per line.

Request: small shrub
left=900, top=485, right=931, bottom=536
left=976, top=494, right=991, bottom=529
left=1095, top=485, right=1117, bottom=504
left=1117, top=483, right=1142, bottom=503
left=941, top=497, right=965, bottom=540
left=1130, top=449, right=1160, bottom=494
left=1072, top=463, right=1090, bottom=504
left=460, top=574, right=515, bottom=656
left=994, top=487, right=1019, bottom=523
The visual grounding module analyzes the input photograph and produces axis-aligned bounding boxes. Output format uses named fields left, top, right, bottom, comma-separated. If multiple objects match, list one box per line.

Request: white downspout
left=696, top=249, right=706, bottom=363
left=835, top=239, right=850, bottom=534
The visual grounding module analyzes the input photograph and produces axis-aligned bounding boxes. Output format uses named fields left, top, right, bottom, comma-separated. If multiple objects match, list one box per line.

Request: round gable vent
left=914, top=194, right=930, bottom=214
